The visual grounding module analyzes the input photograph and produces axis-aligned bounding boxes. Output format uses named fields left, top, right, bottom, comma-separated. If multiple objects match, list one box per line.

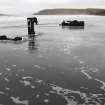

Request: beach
left=0, top=15, right=105, bottom=105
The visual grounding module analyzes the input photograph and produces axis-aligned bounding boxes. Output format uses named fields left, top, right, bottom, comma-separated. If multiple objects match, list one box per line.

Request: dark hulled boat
left=60, top=20, right=85, bottom=26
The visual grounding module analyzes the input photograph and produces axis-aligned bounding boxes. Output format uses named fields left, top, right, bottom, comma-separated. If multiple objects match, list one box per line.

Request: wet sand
left=0, top=15, right=105, bottom=105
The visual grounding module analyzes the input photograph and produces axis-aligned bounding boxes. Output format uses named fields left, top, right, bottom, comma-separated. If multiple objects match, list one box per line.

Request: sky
left=0, top=0, right=105, bottom=15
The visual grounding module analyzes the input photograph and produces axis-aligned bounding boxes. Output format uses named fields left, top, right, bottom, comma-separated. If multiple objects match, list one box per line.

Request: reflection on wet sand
left=28, top=35, right=38, bottom=54
left=0, top=15, right=105, bottom=105
left=0, top=34, right=38, bottom=54
left=0, top=37, right=27, bottom=44
left=61, top=26, right=84, bottom=30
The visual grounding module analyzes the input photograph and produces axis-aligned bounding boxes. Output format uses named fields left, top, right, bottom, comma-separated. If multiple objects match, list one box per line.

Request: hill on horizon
left=0, top=13, right=13, bottom=16
left=34, top=8, right=105, bottom=16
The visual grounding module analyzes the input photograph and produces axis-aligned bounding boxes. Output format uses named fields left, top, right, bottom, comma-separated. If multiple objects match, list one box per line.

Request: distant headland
left=34, top=8, right=105, bottom=16
left=0, top=14, right=12, bottom=16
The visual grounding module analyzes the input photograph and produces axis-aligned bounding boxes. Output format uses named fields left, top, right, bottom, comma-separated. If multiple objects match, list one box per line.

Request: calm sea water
left=0, top=15, right=105, bottom=105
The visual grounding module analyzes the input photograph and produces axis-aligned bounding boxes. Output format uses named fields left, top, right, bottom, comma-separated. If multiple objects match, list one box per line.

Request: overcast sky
left=0, top=0, right=105, bottom=14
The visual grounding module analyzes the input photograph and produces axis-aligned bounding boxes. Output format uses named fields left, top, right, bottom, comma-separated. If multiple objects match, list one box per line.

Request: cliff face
left=34, top=8, right=105, bottom=15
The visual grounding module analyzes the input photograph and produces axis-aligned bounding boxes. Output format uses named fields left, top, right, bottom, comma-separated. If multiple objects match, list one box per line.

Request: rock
left=13, top=37, right=22, bottom=41
left=0, top=35, right=8, bottom=40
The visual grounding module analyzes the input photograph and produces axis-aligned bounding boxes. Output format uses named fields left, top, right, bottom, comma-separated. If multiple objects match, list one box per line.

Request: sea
left=0, top=15, right=105, bottom=105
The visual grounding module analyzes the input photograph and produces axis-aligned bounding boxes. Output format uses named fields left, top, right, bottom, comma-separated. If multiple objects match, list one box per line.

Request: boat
left=60, top=20, right=85, bottom=26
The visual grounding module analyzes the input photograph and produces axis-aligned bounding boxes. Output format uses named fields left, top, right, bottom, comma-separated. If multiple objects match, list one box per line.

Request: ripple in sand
left=35, top=79, right=43, bottom=83
left=44, top=93, right=50, bottom=96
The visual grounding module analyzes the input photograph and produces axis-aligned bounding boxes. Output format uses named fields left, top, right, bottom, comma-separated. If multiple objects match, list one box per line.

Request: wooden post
left=27, top=17, right=35, bottom=36
left=28, top=36, right=35, bottom=49
left=28, top=36, right=38, bottom=51
left=27, top=17, right=38, bottom=52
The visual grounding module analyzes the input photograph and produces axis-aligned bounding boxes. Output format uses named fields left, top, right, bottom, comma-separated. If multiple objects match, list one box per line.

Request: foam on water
left=20, top=80, right=32, bottom=86
left=18, top=69, right=25, bottom=71
left=95, top=79, right=105, bottom=91
left=5, top=68, right=11, bottom=71
left=5, top=87, right=10, bottom=90
left=22, top=76, right=33, bottom=79
left=34, top=65, right=41, bottom=69
left=10, top=97, right=29, bottom=105
left=0, top=15, right=105, bottom=105
left=11, top=64, right=16, bottom=67
left=49, top=83, right=103, bottom=105
left=80, top=87, right=88, bottom=89
left=4, top=78, right=9, bottom=82
left=36, top=94, right=40, bottom=98
left=90, top=68, right=99, bottom=73
left=20, top=80, right=35, bottom=89
left=81, top=70, right=92, bottom=79
left=73, top=54, right=100, bottom=80
left=0, top=91, right=5, bottom=95
left=43, top=99, right=49, bottom=103
left=73, top=54, right=105, bottom=92
left=49, top=84, right=85, bottom=105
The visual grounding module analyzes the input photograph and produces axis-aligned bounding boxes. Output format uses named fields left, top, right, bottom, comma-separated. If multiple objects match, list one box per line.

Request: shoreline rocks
left=0, top=35, right=22, bottom=41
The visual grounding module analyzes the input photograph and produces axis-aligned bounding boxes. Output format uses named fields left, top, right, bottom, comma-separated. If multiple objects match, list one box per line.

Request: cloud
left=0, top=0, right=105, bottom=14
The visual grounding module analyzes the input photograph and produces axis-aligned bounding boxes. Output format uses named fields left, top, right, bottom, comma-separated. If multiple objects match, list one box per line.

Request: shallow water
left=0, top=15, right=105, bottom=105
